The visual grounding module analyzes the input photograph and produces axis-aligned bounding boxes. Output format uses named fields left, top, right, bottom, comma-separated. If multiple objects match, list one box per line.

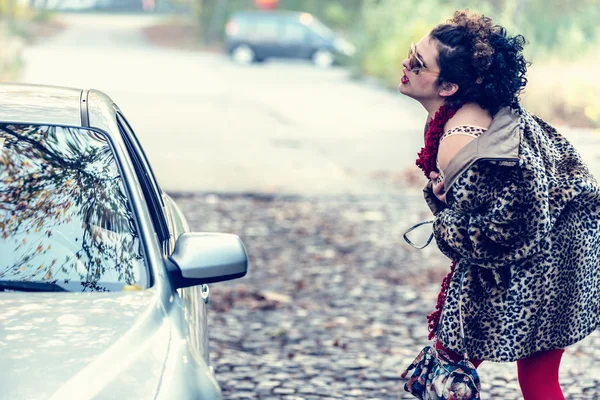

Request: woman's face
left=398, top=35, right=442, bottom=106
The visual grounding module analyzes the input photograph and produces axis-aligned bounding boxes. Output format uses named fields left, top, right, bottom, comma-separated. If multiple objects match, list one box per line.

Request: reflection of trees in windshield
left=0, top=124, right=146, bottom=292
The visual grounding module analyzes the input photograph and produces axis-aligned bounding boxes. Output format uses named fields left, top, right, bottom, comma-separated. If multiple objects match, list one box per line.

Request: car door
left=116, top=111, right=213, bottom=368
left=162, top=194, right=212, bottom=367
left=247, top=16, right=283, bottom=59
left=279, top=20, right=313, bottom=59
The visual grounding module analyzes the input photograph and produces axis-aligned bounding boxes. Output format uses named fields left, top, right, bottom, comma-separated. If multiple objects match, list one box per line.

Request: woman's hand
left=429, top=171, right=446, bottom=203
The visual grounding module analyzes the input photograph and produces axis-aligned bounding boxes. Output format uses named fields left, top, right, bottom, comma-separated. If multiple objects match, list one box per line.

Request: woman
left=399, top=10, right=600, bottom=400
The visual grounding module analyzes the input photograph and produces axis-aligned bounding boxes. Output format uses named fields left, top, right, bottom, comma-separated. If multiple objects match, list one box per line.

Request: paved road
left=19, top=13, right=429, bottom=196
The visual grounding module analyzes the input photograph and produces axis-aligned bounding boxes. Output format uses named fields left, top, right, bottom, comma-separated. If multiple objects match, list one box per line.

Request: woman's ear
left=438, top=82, right=459, bottom=98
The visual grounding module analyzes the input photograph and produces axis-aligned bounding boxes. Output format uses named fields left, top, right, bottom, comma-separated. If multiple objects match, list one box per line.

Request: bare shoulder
left=438, top=135, right=476, bottom=171
left=444, top=103, right=492, bottom=132
left=437, top=104, right=491, bottom=171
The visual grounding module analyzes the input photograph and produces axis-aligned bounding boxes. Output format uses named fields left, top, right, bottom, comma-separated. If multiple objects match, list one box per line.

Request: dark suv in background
left=225, top=11, right=356, bottom=68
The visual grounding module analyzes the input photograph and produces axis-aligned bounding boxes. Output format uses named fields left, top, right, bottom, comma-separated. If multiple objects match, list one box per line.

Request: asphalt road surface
left=19, top=12, right=430, bottom=196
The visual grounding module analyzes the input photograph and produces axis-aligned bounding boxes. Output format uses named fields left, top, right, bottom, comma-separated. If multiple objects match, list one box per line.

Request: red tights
left=435, top=341, right=565, bottom=400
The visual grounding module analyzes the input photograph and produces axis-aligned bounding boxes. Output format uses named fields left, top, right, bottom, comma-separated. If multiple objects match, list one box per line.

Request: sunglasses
left=408, top=42, right=440, bottom=76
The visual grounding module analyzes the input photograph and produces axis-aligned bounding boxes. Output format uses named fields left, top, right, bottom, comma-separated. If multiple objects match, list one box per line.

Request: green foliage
left=278, top=0, right=362, bottom=29
left=522, top=53, right=600, bottom=128
left=521, top=0, right=600, bottom=53
left=322, top=2, right=350, bottom=29
left=0, top=0, right=16, bottom=17
left=348, top=0, right=455, bottom=87
left=31, top=8, right=54, bottom=23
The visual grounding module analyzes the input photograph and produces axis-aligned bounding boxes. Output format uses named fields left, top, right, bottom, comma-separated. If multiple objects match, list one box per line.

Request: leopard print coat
left=424, top=106, right=600, bottom=362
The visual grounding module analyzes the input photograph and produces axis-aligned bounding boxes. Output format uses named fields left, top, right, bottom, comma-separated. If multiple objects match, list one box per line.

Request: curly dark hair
left=430, top=10, right=529, bottom=115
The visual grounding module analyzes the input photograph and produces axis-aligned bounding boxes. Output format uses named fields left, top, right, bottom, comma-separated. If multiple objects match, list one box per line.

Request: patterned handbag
left=400, top=342, right=480, bottom=399
left=399, top=231, right=481, bottom=400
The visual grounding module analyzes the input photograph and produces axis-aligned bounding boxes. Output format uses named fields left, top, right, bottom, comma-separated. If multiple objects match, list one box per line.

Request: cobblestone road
left=175, top=192, right=600, bottom=400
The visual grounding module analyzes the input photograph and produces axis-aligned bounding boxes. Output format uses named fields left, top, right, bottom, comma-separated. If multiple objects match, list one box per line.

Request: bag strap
left=403, top=220, right=469, bottom=360
left=403, top=220, right=434, bottom=249
left=436, top=265, right=469, bottom=361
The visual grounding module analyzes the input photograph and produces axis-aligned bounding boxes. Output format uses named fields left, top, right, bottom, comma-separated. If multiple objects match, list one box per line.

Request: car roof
left=231, top=10, right=310, bottom=20
left=0, top=83, right=115, bottom=129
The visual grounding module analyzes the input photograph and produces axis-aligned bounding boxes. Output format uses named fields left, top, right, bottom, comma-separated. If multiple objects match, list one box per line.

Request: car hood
left=0, top=289, right=169, bottom=400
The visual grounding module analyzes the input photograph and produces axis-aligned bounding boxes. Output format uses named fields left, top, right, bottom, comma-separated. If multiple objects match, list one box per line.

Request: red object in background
left=254, top=0, right=279, bottom=10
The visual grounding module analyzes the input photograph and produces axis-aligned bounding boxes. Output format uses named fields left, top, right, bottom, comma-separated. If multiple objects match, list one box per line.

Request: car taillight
left=226, top=21, right=238, bottom=36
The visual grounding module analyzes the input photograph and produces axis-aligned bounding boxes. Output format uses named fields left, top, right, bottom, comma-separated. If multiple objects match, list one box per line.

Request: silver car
left=0, top=83, right=248, bottom=399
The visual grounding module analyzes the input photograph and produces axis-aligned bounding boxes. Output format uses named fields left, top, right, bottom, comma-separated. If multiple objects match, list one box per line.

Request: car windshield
left=307, top=18, right=334, bottom=39
left=0, top=124, right=148, bottom=292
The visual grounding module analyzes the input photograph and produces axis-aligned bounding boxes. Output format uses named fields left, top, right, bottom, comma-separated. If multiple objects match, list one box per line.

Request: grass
left=522, top=51, right=600, bottom=129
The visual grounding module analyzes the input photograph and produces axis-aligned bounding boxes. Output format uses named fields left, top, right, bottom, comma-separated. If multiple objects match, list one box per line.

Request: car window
left=229, top=16, right=249, bottom=36
left=282, top=23, right=308, bottom=42
left=307, top=18, right=334, bottom=39
left=248, top=18, right=280, bottom=40
left=163, top=195, right=189, bottom=239
left=0, top=124, right=148, bottom=292
left=116, top=113, right=170, bottom=244
left=116, top=113, right=163, bottom=207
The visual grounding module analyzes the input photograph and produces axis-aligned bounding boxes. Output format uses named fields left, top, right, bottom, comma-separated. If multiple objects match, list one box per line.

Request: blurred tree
left=279, top=0, right=363, bottom=29
left=519, top=0, right=600, bottom=56
left=193, top=0, right=235, bottom=44
left=350, top=0, right=454, bottom=86
left=0, top=0, right=17, bottom=19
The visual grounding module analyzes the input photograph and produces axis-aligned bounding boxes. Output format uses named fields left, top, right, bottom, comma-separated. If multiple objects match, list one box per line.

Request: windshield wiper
left=0, top=280, right=68, bottom=292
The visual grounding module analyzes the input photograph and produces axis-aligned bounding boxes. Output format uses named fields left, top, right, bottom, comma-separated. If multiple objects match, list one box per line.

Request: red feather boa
left=415, top=105, right=459, bottom=178
left=427, top=261, right=457, bottom=339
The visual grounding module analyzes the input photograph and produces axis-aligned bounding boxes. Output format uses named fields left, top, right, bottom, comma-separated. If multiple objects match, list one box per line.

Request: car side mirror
left=167, top=233, right=248, bottom=289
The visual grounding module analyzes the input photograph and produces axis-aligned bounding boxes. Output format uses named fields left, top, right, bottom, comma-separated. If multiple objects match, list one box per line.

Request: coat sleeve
left=423, top=181, right=448, bottom=216
left=432, top=164, right=552, bottom=268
